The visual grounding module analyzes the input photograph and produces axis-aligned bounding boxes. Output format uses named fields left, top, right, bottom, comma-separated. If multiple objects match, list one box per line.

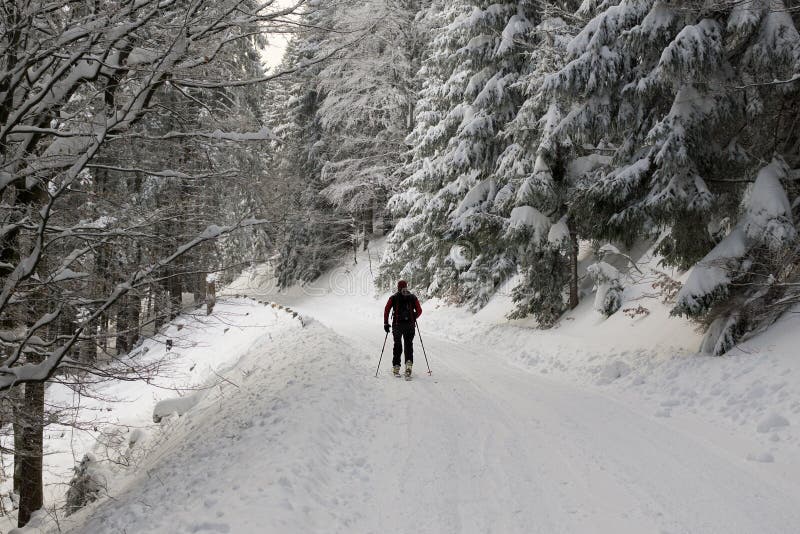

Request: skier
left=383, top=280, right=422, bottom=378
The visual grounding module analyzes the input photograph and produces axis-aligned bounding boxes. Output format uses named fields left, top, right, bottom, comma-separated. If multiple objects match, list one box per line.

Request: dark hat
left=397, top=280, right=408, bottom=290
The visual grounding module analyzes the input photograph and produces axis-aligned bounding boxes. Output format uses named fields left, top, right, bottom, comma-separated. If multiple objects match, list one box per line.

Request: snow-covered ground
left=14, top=242, right=800, bottom=533
left=1, top=299, right=290, bottom=532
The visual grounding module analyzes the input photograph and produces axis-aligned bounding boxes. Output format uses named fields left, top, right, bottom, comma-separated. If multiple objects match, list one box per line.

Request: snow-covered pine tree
left=545, top=0, right=799, bottom=349
left=266, top=7, right=353, bottom=287
left=317, top=0, right=429, bottom=247
left=377, top=0, right=456, bottom=294
left=546, top=0, right=799, bottom=266
left=380, top=0, right=542, bottom=308
left=497, top=8, right=583, bottom=324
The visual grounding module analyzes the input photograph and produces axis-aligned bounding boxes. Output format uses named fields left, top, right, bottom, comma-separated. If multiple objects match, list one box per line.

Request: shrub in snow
left=128, top=428, right=147, bottom=448
left=1, top=490, right=18, bottom=515
left=698, top=312, right=746, bottom=357
left=65, top=454, right=107, bottom=516
left=587, top=261, right=624, bottom=317
left=650, top=272, right=681, bottom=303
left=673, top=227, right=749, bottom=318
left=622, top=305, right=650, bottom=319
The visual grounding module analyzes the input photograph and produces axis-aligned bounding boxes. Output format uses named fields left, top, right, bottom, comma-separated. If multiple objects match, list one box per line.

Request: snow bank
left=8, top=510, right=48, bottom=534
left=152, top=392, right=204, bottom=422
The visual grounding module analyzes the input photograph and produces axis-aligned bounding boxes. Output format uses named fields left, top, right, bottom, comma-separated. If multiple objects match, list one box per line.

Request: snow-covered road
left=59, top=253, right=800, bottom=534
left=262, top=288, right=800, bottom=534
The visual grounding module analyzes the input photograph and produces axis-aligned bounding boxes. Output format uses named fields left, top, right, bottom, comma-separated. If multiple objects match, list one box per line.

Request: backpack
left=392, top=292, right=415, bottom=323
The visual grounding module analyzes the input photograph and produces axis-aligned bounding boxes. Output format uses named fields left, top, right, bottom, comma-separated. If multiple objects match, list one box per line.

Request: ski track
left=64, top=291, right=800, bottom=533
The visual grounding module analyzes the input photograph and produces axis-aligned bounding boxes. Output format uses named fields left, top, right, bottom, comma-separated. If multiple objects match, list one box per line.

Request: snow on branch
left=111, top=127, right=276, bottom=142
left=735, top=73, right=800, bottom=89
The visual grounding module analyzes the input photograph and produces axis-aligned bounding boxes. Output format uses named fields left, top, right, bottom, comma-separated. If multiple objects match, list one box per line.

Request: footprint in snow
left=746, top=452, right=775, bottom=463
left=756, top=412, right=789, bottom=433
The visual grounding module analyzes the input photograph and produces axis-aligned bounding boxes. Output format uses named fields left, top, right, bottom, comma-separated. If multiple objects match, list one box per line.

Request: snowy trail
left=60, top=260, right=800, bottom=533
left=269, top=294, right=800, bottom=534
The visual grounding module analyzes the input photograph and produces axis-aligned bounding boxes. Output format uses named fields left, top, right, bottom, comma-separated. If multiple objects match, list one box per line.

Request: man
left=383, top=280, right=422, bottom=378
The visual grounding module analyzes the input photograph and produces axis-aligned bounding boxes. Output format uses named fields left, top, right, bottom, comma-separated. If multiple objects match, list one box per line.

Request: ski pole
left=415, top=321, right=432, bottom=376
left=374, top=330, right=389, bottom=378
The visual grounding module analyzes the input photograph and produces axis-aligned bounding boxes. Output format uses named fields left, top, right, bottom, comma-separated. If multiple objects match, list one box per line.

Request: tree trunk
left=380, top=190, right=392, bottom=236
left=363, top=208, right=373, bottom=251
left=569, top=229, right=579, bottom=310
left=78, top=307, right=96, bottom=363
left=115, top=294, right=141, bottom=355
left=123, top=243, right=142, bottom=349
left=99, top=313, right=110, bottom=356
left=115, top=295, right=131, bottom=355
left=206, top=280, right=216, bottom=315
left=128, top=293, right=141, bottom=349
left=16, top=378, right=44, bottom=527
left=12, top=386, right=24, bottom=495
left=93, top=167, right=111, bottom=357
left=153, top=285, right=164, bottom=331
left=168, top=273, right=182, bottom=320
left=352, top=217, right=359, bottom=264
left=194, top=271, right=206, bottom=306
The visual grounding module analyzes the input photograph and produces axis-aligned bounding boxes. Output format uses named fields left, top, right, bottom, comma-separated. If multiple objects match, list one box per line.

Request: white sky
left=260, top=0, right=294, bottom=70
left=261, top=33, right=290, bottom=69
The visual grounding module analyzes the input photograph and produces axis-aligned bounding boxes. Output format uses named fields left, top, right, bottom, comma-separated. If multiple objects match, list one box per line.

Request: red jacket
left=384, top=292, right=422, bottom=325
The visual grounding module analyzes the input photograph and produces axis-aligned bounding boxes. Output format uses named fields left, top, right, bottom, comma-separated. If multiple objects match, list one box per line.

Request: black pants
left=392, top=321, right=415, bottom=366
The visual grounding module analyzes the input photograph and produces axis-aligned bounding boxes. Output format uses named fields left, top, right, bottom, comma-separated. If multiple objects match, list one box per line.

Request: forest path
left=260, top=281, right=800, bottom=534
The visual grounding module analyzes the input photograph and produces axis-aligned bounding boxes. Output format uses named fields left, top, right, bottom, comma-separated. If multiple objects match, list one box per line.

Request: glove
left=383, top=324, right=390, bottom=333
